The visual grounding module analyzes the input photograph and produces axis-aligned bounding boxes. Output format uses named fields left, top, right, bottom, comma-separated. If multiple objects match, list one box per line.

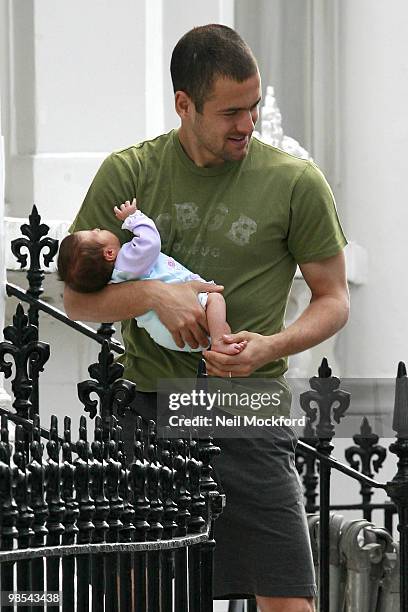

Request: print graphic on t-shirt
left=174, top=203, right=200, bottom=230
left=207, top=204, right=229, bottom=231
left=226, top=215, right=257, bottom=246
left=156, top=202, right=257, bottom=258
left=172, top=240, right=220, bottom=259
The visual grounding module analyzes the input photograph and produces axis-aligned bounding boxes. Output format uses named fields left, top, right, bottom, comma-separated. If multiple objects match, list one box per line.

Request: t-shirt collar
left=172, top=128, right=244, bottom=177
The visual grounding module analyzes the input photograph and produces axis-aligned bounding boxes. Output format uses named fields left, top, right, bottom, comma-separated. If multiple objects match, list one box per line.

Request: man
left=65, top=24, right=349, bottom=612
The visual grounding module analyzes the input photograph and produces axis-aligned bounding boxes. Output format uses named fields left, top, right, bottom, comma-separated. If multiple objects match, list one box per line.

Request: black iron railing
left=1, top=206, right=224, bottom=612
left=2, top=206, right=408, bottom=611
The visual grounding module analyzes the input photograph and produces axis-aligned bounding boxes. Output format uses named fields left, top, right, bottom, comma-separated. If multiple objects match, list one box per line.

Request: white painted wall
left=337, top=0, right=408, bottom=378
left=3, top=0, right=234, bottom=221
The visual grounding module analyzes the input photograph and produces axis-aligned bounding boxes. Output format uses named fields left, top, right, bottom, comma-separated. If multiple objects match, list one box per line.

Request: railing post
left=77, top=340, right=135, bottom=439
left=345, top=417, right=386, bottom=522
left=174, top=434, right=191, bottom=612
left=61, top=417, right=78, bottom=612
left=196, top=359, right=223, bottom=612
left=13, top=424, right=34, bottom=597
left=0, top=304, right=49, bottom=424
left=0, top=414, right=18, bottom=612
left=386, top=361, right=408, bottom=612
left=10, top=206, right=58, bottom=416
left=300, top=358, right=350, bottom=612
left=296, top=420, right=319, bottom=513
left=130, top=417, right=150, bottom=610
left=28, top=414, right=49, bottom=601
left=45, top=415, right=65, bottom=612
left=74, top=416, right=95, bottom=612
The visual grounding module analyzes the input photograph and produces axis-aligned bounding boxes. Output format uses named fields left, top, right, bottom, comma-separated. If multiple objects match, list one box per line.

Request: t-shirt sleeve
left=69, top=151, right=141, bottom=244
left=287, top=161, right=347, bottom=263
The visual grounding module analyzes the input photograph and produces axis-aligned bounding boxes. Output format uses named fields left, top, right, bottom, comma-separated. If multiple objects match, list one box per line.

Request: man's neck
left=177, top=126, right=224, bottom=168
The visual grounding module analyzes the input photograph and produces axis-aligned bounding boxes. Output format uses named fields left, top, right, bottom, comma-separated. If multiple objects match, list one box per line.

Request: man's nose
left=236, top=110, right=257, bottom=134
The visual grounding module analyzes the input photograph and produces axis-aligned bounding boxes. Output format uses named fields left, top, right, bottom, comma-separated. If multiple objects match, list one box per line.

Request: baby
left=58, top=199, right=247, bottom=355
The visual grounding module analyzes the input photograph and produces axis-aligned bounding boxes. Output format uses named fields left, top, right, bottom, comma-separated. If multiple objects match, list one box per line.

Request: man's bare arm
left=203, top=251, right=350, bottom=376
left=64, top=280, right=224, bottom=349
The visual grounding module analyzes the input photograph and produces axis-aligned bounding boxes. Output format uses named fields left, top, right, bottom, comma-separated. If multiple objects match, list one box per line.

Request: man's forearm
left=267, top=293, right=350, bottom=360
left=63, top=280, right=161, bottom=322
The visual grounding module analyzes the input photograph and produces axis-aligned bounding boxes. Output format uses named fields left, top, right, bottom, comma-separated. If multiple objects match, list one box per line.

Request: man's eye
left=224, top=111, right=237, bottom=116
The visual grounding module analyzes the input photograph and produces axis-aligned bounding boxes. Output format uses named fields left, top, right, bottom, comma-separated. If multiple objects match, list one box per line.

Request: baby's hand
left=114, top=198, right=138, bottom=221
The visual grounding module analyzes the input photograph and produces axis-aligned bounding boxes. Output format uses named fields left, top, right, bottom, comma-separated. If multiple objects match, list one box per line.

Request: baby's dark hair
left=57, top=233, right=114, bottom=293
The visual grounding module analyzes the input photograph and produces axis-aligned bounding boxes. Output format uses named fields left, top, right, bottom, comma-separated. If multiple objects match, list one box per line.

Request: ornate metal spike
left=77, top=341, right=136, bottom=423
left=104, top=419, right=124, bottom=543
left=0, top=415, right=19, bottom=550
left=173, top=436, right=191, bottom=537
left=61, top=416, right=79, bottom=545
left=0, top=303, right=50, bottom=419
left=74, top=417, right=95, bottom=545
left=386, top=364, right=408, bottom=592
left=346, top=418, right=387, bottom=474
left=398, top=361, right=407, bottom=378
left=300, top=359, right=350, bottom=439
left=318, top=357, right=332, bottom=378
left=117, top=424, right=135, bottom=543
left=11, top=205, right=59, bottom=298
left=146, top=421, right=163, bottom=541
left=345, top=417, right=387, bottom=513
left=188, top=434, right=206, bottom=534
left=130, top=422, right=150, bottom=541
left=28, top=414, right=49, bottom=547
left=13, top=424, right=35, bottom=549
left=90, top=416, right=109, bottom=544
left=0, top=412, right=12, bottom=461
left=197, top=435, right=221, bottom=499
left=392, top=361, right=408, bottom=437
left=45, top=415, right=65, bottom=544
left=159, top=427, right=178, bottom=539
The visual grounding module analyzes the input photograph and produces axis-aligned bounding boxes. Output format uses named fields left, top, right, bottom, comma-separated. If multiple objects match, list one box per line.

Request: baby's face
left=78, top=228, right=121, bottom=253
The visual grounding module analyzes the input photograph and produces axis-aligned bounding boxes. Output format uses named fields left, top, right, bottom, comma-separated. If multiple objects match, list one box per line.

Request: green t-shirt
left=70, top=129, right=347, bottom=391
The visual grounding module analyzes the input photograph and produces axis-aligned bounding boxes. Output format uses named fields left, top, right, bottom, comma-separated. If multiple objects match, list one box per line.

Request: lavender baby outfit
left=110, top=211, right=209, bottom=352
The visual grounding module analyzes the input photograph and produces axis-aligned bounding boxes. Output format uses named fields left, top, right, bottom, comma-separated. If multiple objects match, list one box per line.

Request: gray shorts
left=119, top=392, right=316, bottom=600
left=212, top=429, right=316, bottom=599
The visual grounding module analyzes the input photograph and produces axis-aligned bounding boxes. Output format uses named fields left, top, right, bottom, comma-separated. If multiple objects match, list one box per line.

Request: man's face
left=181, top=72, right=262, bottom=167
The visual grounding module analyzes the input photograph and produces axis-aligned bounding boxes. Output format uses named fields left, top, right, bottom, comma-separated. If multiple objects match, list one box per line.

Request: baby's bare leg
left=205, top=293, right=247, bottom=355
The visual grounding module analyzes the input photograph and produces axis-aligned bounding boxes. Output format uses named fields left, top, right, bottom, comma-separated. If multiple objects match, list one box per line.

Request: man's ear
left=175, top=90, right=193, bottom=119
left=103, top=247, right=117, bottom=262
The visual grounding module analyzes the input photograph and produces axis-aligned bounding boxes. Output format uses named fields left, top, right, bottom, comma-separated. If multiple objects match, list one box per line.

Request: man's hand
left=203, top=331, right=273, bottom=377
left=152, top=281, right=224, bottom=349
left=114, top=198, right=138, bottom=221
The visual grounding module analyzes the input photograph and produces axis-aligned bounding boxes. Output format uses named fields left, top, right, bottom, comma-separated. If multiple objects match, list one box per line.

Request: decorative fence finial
left=0, top=304, right=50, bottom=420
left=300, top=357, right=350, bottom=439
left=77, top=341, right=136, bottom=428
left=392, top=361, right=408, bottom=437
left=11, top=205, right=58, bottom=304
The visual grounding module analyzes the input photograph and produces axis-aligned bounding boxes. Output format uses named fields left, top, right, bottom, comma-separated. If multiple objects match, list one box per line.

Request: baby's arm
left=113, top=199, right=161, bottom=277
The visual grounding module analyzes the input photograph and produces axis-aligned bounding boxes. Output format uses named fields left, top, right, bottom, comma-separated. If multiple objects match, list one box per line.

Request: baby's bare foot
left=211, top=339, right=247, bottom=355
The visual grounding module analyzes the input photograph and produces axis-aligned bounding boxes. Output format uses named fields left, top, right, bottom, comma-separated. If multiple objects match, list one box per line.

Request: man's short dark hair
left=57, top=233, right=114, bottom=293
left=170, top=24, right=258, bottom=113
